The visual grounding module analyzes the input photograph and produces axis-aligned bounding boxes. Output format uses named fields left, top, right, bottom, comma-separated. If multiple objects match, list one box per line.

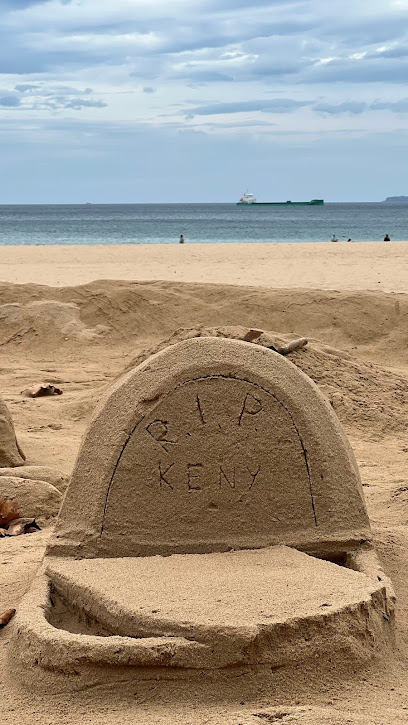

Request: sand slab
left=47, top=547, right=384, bottom=642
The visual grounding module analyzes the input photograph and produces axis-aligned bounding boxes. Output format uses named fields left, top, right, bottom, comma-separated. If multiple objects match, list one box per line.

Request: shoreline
left=0, top=242, right=408, bottom=249
left=1, top=241, right=408, bottom=291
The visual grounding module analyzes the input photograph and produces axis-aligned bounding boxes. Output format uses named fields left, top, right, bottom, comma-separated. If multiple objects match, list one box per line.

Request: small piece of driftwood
left=0, top=609, right=16, bottom=628
left=6, top=518, right=41, bottom=536
left=21, top=384, right=63, bottom=398
left=268, top=338, right=308, bottom=356
left=243, top=329, right=263, bottom=343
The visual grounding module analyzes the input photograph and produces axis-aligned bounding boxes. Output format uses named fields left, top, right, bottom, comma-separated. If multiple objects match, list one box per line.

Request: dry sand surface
left=1, top=241, right=408, bottom=291
left=2, top=245, right=408, bottom=723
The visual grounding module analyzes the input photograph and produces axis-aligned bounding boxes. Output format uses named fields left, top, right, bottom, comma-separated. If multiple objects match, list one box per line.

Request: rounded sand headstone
left=10, top=338, right=393, bottom=686
left=50, top=337, right=370, bottom=559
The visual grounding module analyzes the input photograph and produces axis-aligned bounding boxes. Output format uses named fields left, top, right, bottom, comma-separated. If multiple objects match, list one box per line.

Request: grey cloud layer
left=0, top=1, right=407, bottom=203
left=0, top=0, right=408, bottom=123
left=1, top=0, right=407, bottom=84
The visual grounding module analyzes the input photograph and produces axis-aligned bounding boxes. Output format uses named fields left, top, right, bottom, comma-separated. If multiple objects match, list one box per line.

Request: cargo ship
left=237, top=193, right=324, bottom=206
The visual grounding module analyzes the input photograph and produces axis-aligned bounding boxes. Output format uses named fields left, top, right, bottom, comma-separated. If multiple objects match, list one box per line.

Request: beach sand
left=0, top=241, right=408, bottom=291
left=1, top=243, right=408, bottom=724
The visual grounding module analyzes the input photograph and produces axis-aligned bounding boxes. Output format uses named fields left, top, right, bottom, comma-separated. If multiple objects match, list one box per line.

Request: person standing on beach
left=384, top=234, right=390, bottom=241
left=179, top=234, right=184, bottom=244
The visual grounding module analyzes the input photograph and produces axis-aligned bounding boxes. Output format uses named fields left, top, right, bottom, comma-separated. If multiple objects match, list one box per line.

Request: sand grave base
left=9, top=338, right=395, bottom=689
left=11, top=547, right=392, bottom=679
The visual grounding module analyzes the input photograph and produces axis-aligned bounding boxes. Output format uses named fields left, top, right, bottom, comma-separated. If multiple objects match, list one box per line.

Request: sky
left=0, top=0, right=407, bottom=202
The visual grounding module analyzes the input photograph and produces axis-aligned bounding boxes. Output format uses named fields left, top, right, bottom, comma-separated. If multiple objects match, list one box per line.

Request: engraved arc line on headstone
left=100, top=375, right=317, bottom=536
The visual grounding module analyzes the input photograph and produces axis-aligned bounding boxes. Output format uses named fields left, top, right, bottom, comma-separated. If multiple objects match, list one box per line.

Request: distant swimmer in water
left=330, top=233, right=338, bottom=242
left=179, top=234, right=184, bottom=244
left=384, top=234, right=390, bottom=241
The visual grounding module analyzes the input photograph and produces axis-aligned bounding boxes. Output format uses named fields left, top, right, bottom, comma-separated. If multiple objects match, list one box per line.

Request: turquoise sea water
left=0, top=203, right=407, bottom=245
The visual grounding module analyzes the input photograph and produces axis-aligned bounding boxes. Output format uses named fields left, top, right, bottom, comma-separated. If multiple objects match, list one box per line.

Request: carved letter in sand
left=101, top=376, right=317, bottom=553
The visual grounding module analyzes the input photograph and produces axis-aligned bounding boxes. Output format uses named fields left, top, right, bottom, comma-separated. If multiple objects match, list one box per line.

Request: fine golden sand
left=2, top=243, right=408, bottom=724
left=1, top=241, right=408, bottom=290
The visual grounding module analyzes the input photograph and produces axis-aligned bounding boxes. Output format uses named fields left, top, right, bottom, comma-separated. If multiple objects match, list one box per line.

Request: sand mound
left=129, top=326, right=408, bottom=438
left=0, top=476, right=62, bottom=524
left=59, top=389, right=103, bottom=424
left=0, top=397, right=25, bottom=468
left=0, top=466, right=69, bottom=493
left=1, top=280, right=408, bottom=365
left=2, top=278, right=405, bottom=442
left=1, top=277, right=408, bottom=722
left=0, top=299, right=109, bottom=347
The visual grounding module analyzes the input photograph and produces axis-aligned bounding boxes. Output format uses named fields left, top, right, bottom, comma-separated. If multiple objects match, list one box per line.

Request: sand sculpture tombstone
left=11, top=338, right=394, bottom=684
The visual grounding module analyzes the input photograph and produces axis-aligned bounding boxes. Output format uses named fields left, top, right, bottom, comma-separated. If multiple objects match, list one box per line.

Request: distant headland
left=383, top=196, right=408, bottom=203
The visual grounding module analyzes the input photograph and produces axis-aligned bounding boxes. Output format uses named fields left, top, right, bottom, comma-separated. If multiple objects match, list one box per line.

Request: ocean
left=0, top=203, right=407, bottom=245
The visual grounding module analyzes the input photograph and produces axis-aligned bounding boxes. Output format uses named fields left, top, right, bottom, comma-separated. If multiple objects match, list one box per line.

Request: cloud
left=0, top=83, right=107, bottom=111
left=314, top=101, right=368, bottom=115
left=60, top=97, right=107, bottom=109
left=373, top=43, right=408, bottom=59
left=0, top=94, right=21, bottom=107
left=203, top=0, right=301, bottom=10
left=314, top=98, right=408, bottom=115
left=15, top=83, right=94, bottom=96
left=0, top=0, right=44, bottom=7
left=304, top=55, right=408, bottom=84
left=371, top=97, right=408, bottom=112
left=0, top=0, right=406, bottom=90
left=181, top=71, right=235, bottom=84
left=0, top=0, right=407, bottom=201
left=15, top=83, right=40, bottom=92
left=186, top=99, right=310, bottom=117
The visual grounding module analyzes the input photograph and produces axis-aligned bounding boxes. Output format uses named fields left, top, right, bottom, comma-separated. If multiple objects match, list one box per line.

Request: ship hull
left=237, top=200, right=324, bottom=206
